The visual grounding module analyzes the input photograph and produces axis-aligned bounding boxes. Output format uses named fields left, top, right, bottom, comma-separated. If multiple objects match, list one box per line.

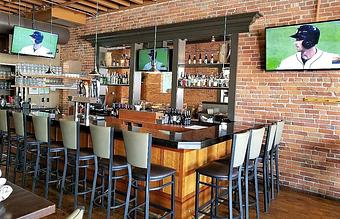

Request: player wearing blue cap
left=143, top=49, right=167, bottom=71
left=20, top=31, right=53, bottom=57
left=277, top=24, right=340, bottom=69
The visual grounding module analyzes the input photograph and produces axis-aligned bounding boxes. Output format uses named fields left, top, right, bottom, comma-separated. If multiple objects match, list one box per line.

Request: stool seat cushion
left=99, top=155, right=128, bottom=168
left=68, top=148, right=95, bottom=160
left=133, top=164, right=176, bottom=181
left=196, top=161, right=238, bottom=179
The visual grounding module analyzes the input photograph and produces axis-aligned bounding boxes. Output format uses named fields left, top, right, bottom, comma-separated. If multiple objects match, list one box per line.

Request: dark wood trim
left=84, top=12, right=261, bottom=47
left=227, top=33, right=239, bottom=121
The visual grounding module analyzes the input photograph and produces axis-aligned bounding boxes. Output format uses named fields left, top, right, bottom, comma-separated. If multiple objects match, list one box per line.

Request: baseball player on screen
left=277, top=25, right=340, bottom=70
left=20, top=31, right=53, bottom=57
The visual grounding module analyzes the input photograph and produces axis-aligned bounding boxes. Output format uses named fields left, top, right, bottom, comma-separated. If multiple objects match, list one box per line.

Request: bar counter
left=26, top=111, right=263, bottom=218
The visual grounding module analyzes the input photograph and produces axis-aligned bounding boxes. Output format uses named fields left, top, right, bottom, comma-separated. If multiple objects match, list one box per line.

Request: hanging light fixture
left=46, top=2, right=54, bottom=74
left=88, top=0, right=100, bottom=75
left=145, top=22, right=161, bottom=74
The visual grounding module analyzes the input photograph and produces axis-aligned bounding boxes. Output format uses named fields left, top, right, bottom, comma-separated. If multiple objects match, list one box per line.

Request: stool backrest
left=60, top=119, right=79, bottom=150
left=122, top=130, right=151, bottom=169
left=0, top=110, right=8, bottom=132
left=265, top=123, right=277, bottom=152
left=32, top=115, right=50, bottom=143
left=12, top=111, right=24, bottom=137
left=90, top=124, right=113, bottom=159
left=274, top=120, right=284, bottom=146
left=231, top=131, right=250, bottom=168
left=248, top=127, right=266, bottom=160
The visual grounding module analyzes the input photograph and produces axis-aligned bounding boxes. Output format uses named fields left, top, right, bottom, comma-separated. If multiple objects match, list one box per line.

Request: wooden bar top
left=1, top=182, right=55, bottom=219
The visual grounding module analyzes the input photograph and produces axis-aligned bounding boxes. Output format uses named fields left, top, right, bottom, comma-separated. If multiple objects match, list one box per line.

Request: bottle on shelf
left=198, top=53, right=202, bottom=64
left=193, top=55, right=197, bottom=64
left=188, top=55, right=192, bottom=64
left=177, top=72, right=228, bottom=88
left=204, top=53, right=208, bottom=64
left=210, top=53, right=214, bottom=64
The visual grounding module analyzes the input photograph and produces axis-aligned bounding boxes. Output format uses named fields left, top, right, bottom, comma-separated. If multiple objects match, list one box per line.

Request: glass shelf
left=178, top=86, right=229, bottom=90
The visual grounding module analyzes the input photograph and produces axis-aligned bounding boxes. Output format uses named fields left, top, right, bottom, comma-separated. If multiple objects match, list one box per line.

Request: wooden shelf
left=178, top=63, right=229, bottom=68
left=178, top=86, right=228, bottom=90
left=11, top=85, right=77, bottom=90
left=19, top=74, right=91, bottom=80
left=100, top=66, right=130, bottom=70
left=103, top=84, right=129, bottom=86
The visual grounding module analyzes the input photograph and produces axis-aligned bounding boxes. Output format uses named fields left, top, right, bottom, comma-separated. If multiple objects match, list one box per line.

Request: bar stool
left=123, top=129, right=176, bottom=219
left=244, top=127, right=265, bottom=219
left=258, top=123, right=277, bottom=213
left=0, top=109, right=12, bottom=178
left=12, top=111, right=41, bottom=189
left=270, top=120, right=284, bottom=198
left=58, top=120, right=96, bottom=210
left=194, top=131, right=250, bottom=219
left=88, top=124, right=132, bottom=219
left=31, top=114, right=64, bottom=198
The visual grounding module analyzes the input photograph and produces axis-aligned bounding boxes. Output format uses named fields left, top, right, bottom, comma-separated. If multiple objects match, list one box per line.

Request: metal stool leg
left=171, top=174, right=175, bottom=219
left=145, top=176, right=150, bottom=219
left=263, top=156, right=269, bottom=212
left=58, top=148, right=68, bottom=208
left=88, top=156, right=98, bottom=219
left=194, top=172, right=200, bottom=219
left=254, top=161, right=260, bottom=219
left=32, top=143, right=40, bottom=193
left=44, top=148, right=51, bottom=199
left=74, top=156, right=80, bottom=209
left=106, top=162, right=113, bottom=219
left=245, top=164, right=249, bottom=219
left=238, top=169, right=243, bottom=219
left=134, top=180, right=138, bottom=219
left=270, top=150, right=275, bottom=199
left=228, top=178, right=233, bottom=219
left=275, top=147, right=280, bottom=193
left=124, top=164, right=132, bottom=218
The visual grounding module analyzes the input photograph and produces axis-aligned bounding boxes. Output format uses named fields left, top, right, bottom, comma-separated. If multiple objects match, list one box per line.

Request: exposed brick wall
left=60, top=0, right=340, bottom=199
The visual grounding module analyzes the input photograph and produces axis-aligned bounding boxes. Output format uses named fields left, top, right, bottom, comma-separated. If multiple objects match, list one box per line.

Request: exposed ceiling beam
left=69, top=3, right=97, bottom=14
left=78, top=0, right=108, bottom=12
left=111, top=0, right=130, bottom=7
left=129, top=0, right=143, bottom=4
left=88, top=0, right=119, bottom=10
left=22, top=0, right=43, bottom=6
left=0, top=5, right=18, bottom=13
left=3, top=0, right=34, bottom=9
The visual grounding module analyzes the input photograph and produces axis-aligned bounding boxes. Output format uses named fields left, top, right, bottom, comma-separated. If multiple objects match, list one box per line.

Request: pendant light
left=89, top=0, right=100, bottom=75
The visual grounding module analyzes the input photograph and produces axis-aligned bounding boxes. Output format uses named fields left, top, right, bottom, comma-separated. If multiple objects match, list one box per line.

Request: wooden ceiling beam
left=110, top=0, right=130, bottom=7
left=22, top=0, right=43, bottom=6
left=69, top=3, right=97, bottom=14
left=129, top=0, right=143, bottom=4
left=3, top=0, right=34, bottom=9
left=88, top=0, right=119, bottom=10
left=0, top=4, right=18, bottom=13
left=78, top=0, right=108, bottom=12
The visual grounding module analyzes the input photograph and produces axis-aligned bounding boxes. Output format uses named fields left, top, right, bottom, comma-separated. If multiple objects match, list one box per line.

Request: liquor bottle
left=188, top=55, right=192, bottom=64
left=193, top=55, right=197, bottom=64
left=204, top=53, right=208, bottom=64
left=210, top=53, right=214, bottom=64
left=198, top=53, right=202, bottom=64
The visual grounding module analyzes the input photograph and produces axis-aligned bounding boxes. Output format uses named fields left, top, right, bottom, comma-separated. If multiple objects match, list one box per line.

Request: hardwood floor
left=2, top=168, right=340, bottom=219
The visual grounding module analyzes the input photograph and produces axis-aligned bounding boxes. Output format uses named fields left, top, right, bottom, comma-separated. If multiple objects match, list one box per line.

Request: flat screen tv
left=137, top=48, right=170, bottom=71
left=266, top=20, right=340, bottom=71
left=11, top=26, right=58, bottom=58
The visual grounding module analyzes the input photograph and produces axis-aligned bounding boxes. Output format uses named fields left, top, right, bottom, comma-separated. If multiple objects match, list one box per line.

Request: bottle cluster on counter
left=111, top=102, right=134, bottom=117
left=164, top=108, right=191, bottom=126
left=99, top=72, right=129, bottom=85
left=178, top=72, right=229, bottom=88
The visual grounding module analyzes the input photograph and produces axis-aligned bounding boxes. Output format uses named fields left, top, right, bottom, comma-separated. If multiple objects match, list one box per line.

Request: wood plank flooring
left=2, top=168, right=339, bottom=219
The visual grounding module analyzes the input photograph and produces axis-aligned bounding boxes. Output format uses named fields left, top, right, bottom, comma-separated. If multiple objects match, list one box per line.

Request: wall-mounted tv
left=266, top=20, right=340, bottom=71
left=11, top=26, right=58, bottom=58
left=137, top=48, right=170, bottom=71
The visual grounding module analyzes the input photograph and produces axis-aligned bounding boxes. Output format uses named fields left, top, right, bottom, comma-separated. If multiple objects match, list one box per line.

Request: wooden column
left=227, top=33, right=238, bottom=121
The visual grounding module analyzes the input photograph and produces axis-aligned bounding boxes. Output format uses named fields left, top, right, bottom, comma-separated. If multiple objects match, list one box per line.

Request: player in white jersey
left=19, top=31, right=53, bottom=58
left=277, top=25, right=340, bottom=70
